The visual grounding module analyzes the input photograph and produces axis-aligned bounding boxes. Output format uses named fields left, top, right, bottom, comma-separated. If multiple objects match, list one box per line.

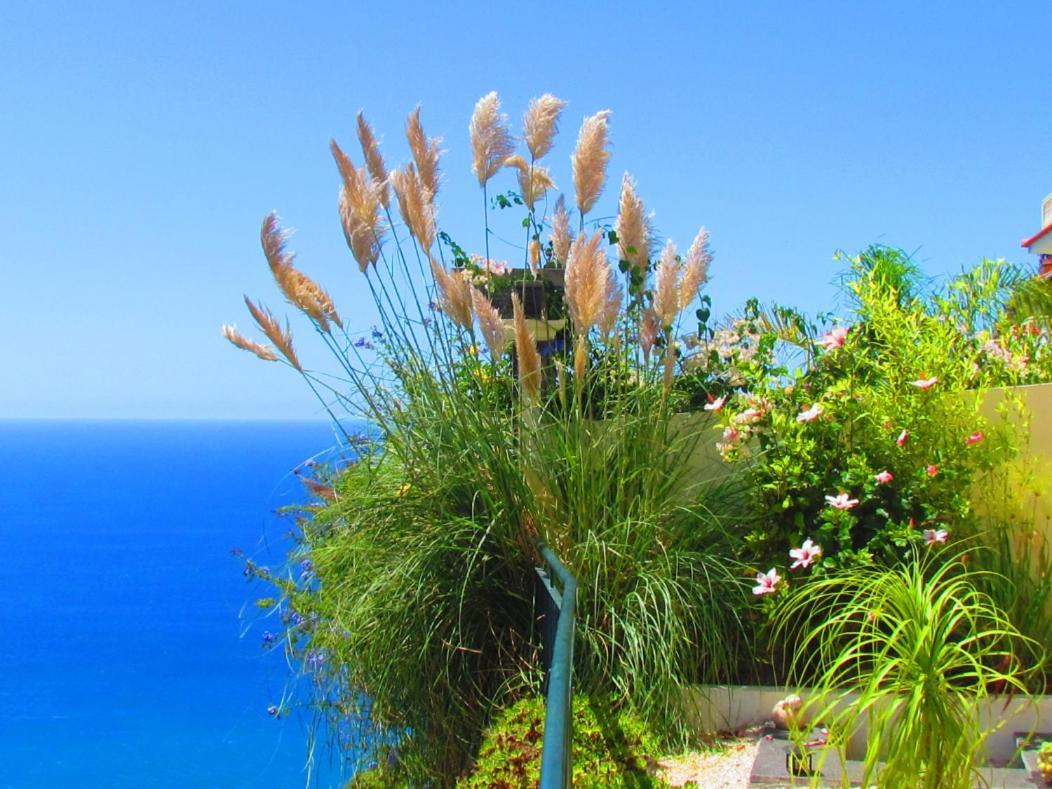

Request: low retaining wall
left=685, top=685, right=1052, bottom=762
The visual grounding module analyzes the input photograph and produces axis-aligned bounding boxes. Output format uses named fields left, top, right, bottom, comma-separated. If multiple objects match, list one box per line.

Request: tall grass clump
left=226, top=92, right=749, bottom=782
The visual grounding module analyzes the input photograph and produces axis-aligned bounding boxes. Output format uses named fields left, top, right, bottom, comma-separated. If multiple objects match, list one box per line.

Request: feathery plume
left=356, top=112, right=390, bottom=208
left=615, top=173, right=651, bottom=274
left=571, top=110, right=611, bottom=217
left=470, top=284, right=507, bottom=360
left=244, top=296, right=301, bottom=371
left=565, top=230, right=612, bottom=332
left=469, top=91, right=516, bottom=187
left=550, top=195, right=574, bottom=264
left=678, top=227, right=712, bottom=310
left=512, top=293, right=542, bottom=401
left=429, top=257, right=472, bottom=330
left=406, top=106, right=442, bottom=199
left=528, top=240, right=542, bottom=278
left=640, top=308, right=659, bottom=365
left=330, top=141, right=385, bottom=271
left=523, top=94, right=567, bottom=161
left=221, top=324, right=278, bottom=362
left=261, top=214, right=342, bottom=330
left=598, top=274, right=622, bottom=336
left=663, top=343, right=676, bottom=392
left=390, top=165, right=436, bottom=250
left=504, top=155, right=556, bottom=211
left=653, top=240, right=681, bottom=327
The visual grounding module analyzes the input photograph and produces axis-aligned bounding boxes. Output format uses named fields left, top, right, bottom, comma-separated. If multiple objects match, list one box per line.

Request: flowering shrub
left=705, top=248, right=1050, bottom=575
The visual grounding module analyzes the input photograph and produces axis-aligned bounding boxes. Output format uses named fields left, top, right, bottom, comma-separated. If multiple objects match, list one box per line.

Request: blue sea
left=0, top=420, right=354, bottom=788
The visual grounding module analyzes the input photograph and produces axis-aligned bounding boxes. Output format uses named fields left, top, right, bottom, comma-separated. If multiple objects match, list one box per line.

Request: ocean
left=0, top=420, right=352, bottom=788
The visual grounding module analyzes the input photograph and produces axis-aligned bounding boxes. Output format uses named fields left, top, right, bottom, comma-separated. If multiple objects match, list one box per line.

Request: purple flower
left=306, top=649, right=326, bottom=669
left=261, top=630, right=277, bottom=646
left=353, top=337, right=374, bottom=350
left=267, top=704, right=279, bottom=716
left=288, top=610, right=304, bottom=626
left=371, top=327, right=383, bottom=340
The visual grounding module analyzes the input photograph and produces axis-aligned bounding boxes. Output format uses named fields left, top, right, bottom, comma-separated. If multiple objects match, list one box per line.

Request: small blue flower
left=353, top=337, right=374, bottom=350
left=267, top=704, right=279, bottom=716
left=306, top=649, right=326, bottom=669
left=371, top=327, right=383, bottom=340
left=261, top=630, right=277, bottom=646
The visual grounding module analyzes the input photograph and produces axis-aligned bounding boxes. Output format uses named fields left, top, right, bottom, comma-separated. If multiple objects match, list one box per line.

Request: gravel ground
left=654, top=738, right=759, bottom=788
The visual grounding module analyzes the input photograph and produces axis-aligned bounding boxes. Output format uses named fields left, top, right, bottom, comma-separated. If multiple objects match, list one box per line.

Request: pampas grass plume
left=504, top=155, right=555, bottom=211
left=550, top=195, right=574, bottom=264
left=523, top=94, right=567, bottom=161
left=470, top=284, right=507, bottom=361
left=512, top=293, right=542, bottom=401
left=654, top=240, right=681, bottom=327
left=221, top=324, right=278, bottom=362
left=406, top=106, right=442, bottom=199
left=615, top=173, right=651, bottom=275
left=469, top=92, right=516, bottom=187
left=429, top=256, right=472, bottom=331
left=678, top=227, right=712, bottom=310
left=243, top=296, right=301, bottom=371
left=571, top=110, right=611, bottom=217
left=356, top=112, right=390, bottom=208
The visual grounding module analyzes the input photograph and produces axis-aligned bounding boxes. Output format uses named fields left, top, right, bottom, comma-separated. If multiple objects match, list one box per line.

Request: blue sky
left=2, top=1, right=1049, bottom=419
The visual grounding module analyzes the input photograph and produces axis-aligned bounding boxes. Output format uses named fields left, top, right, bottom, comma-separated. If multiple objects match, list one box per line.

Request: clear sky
left=2, top=1, right=1049, bottom=419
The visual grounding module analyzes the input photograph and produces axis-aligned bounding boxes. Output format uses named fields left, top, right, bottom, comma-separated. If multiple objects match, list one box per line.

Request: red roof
left=1022, top=224, right=1052, bottom=248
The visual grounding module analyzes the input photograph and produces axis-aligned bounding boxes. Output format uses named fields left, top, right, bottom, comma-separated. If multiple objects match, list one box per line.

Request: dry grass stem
left=355, top=112, right=390, bottom=209
left=571, top=109, right=611, bottom=217
left=429, top=256, right=472, bottom=331
left=470, top=284, right=507, bottom=360
left=523, top=94, right=567, bottom=161
left=550, top=194, right=574, bottom=264
left=678, top=227, right=712, bottom=310
left=221, top=324, right=278, bottom=362
left=406, top=106, right=442, bottom=199
left=243, top=295, right=301, bottom=370
left=615, top=173, right=652, bottom=275
left=565, top=231, right=612, bottom=332
left=503, top=155, right=555, bottom=211
left=469, top=92, right=516, bottom=187
left=261, top=213, right=342, bottom=330
left=654, top=240, right=681, bottom=327
left=390, top=165, right=436, bottom=250
left=512, top=293, right=542, bottom=400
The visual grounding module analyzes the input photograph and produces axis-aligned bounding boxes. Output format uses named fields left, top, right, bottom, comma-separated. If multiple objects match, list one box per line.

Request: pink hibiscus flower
left=753, top=568, right=782, bottom=596
left=966, top=431, right=984, bottom=446
left=816, top=325, right=848, bottom=349
left=896, top=429, right=910, bottom=447
left=924, top=528, right=949, bottom=545
left=825, top=492, right=860, bottom=510
left=797, top=404, right=823, bottom=423
left=874, top=470, right=894, bottom=484
left=789, top=539, right=823, bottom=570
left=910, top=376, right=939, bottom=390
left=926, top=464, right=939, bottom=477
left=703, top=394, right=727, bottom=412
